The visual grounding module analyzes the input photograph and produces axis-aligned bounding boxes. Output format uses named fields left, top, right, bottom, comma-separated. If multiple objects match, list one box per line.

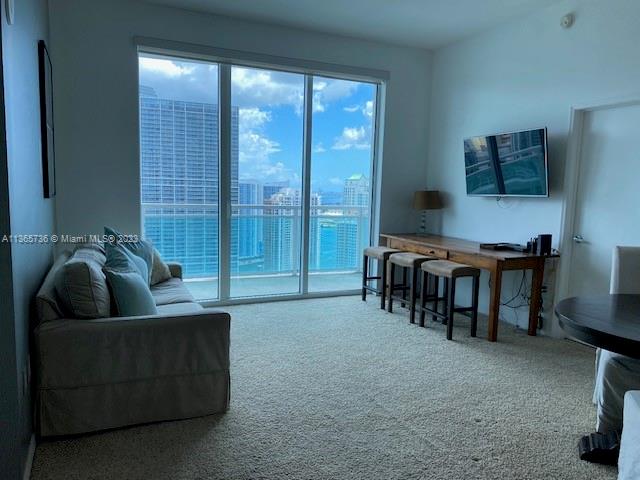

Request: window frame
left=137, top=40, right=386, bottom=306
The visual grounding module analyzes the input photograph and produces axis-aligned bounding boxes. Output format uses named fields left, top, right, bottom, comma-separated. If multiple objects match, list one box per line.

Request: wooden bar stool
left=387, top=252, right=435, bottom=324
left=362, top=246, right=401, bottom=309
left=420, top=260, right=480, bottom=340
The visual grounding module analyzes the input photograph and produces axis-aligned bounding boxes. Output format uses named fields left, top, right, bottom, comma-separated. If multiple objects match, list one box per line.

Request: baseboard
left=23, top=434, right=35, bottom=480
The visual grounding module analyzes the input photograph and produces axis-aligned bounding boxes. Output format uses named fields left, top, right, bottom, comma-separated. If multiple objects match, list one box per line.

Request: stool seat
left=363, top=246, right=401, bottom=260
left=421, top=259, right=480, bottom=278
left=389, top=252, right=435, bottom=268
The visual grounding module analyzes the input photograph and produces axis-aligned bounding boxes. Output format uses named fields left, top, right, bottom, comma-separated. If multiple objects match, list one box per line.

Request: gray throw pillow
left=54, top=248, right=111, bottom=319
left=104, top=269, right=158, bottom=317
left=104, top=226, right=153, bottom=284
left=150, top=248, right=172, bottom=285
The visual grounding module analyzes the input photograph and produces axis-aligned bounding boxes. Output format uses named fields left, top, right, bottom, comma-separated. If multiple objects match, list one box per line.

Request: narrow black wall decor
left=38, top=39, right=55, bottom=198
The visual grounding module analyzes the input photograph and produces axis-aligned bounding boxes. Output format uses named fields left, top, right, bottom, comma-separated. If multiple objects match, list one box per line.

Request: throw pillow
left=150, top=248, right=172, bottom=285
left=104, top=226, right=154, bottom=284
left=104, top=241, right=149, bottom=282
left=104, top=269, right=158, bottom=317
left=54, top=248, right=111, bottom=319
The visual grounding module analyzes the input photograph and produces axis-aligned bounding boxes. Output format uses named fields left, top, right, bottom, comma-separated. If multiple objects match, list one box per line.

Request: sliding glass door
left=139, top=53, right=380, bottom=302
left=309, top=77, right=376, bottom=292
left=230, top=66, right=305, bottom=297
left=139, top=54, right=220, bottom=300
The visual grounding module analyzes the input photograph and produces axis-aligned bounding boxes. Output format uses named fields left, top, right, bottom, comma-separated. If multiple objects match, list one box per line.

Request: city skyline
left=139, top=84, right=371, bottom=288
left=139, top=55, right=377, bottom=194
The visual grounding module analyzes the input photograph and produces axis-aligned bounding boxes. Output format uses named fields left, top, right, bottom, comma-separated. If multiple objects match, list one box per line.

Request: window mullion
left=299, top=75, right=314, bottom=295
left=219, top=63, right=232, bottom=300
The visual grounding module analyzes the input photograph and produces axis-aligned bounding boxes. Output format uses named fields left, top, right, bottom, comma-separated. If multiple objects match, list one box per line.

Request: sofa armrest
left=34, top=309, right=230, bottom=388
left=167, top=262, right=182, bottom=279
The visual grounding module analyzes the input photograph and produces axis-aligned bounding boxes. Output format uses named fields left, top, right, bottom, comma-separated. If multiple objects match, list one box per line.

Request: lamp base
left=417, top=211, right=429, bottom=235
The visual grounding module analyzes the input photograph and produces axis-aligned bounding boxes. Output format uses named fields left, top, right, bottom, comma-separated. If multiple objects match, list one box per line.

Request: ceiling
left=140, top=0, right=563, bottom=49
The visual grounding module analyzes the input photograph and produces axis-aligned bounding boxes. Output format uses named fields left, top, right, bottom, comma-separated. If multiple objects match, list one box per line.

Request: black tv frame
left=464, top=127, right=549, bottom=198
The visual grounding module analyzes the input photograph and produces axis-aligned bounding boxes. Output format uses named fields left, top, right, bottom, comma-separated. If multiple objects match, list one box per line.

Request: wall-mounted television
left=464, top=127, right=548, bottom=197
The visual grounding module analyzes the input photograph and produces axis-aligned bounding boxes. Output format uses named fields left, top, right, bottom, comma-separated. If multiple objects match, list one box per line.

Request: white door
left=568, top=102, right=640, bottom=296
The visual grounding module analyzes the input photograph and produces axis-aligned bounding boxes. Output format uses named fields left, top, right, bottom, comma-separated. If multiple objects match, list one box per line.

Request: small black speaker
left=536, top=234, right=552, bottom=256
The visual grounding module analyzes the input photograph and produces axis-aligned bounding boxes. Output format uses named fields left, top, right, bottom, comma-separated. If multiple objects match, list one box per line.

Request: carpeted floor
left=31, top=296, right=617, bottom=479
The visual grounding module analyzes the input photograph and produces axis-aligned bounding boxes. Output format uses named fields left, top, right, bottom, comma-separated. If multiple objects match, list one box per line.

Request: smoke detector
left=561, top=13, right=575, bottom=29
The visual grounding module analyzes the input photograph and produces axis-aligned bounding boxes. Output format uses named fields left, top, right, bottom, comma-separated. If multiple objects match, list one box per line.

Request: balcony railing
left=141, top=203, right=370, bottom=282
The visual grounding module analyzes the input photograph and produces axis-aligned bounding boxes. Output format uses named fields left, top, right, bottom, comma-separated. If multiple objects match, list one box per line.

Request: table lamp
left=413, top=190, right=442, bottom=234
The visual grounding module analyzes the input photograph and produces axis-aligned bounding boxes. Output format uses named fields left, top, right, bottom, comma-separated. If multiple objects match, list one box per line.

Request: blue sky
left=139, top=55, right=376, bottom=194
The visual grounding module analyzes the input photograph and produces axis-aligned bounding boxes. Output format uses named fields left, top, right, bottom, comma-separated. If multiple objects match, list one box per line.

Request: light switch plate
left=6, top=0, right=15, bottom=25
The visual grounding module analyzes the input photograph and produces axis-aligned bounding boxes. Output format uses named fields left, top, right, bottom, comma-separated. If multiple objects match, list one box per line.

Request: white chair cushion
left=421, top=259, right=480, bottom=278
left=388, top=252, right=433, bottom=268
left=363, top=246, right=401, bottom=260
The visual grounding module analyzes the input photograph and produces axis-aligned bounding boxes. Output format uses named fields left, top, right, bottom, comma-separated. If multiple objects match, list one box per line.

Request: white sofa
left=34, top=246, right=230, bottom=437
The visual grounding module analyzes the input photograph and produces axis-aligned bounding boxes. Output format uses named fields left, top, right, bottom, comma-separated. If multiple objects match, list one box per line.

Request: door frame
left=555, top=94, right=640, bottom=318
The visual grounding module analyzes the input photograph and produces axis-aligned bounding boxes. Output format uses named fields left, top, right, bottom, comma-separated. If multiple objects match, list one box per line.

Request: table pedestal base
left=578, top=431, right=620, bottom=465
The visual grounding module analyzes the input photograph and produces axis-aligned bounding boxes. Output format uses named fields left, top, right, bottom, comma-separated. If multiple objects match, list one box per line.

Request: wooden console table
left=380, top=233, right=556, bottom=342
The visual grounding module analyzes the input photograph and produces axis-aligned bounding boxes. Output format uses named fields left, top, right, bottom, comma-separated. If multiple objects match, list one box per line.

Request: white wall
left=427, top=0, right=640, bottom=332
left=48, top=0, right=432, bottom=238
left=1, top=0, right=55, bottom=476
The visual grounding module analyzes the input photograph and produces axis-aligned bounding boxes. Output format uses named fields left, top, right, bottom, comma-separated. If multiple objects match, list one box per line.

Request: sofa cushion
left=36, top=251, right=72, bottom=324
left=105, top=269, right=158, bottom=317
left=54, top=247, right=110, bottom=319
left=156, top=302, right=203, bottom=315
left=150, top=248, right=172, bottom=286
left=151, top=277, right=195, bottom=306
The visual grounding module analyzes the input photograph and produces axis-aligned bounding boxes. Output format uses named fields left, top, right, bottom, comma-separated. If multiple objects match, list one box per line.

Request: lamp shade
left=413, top=190, right=442, bottom=210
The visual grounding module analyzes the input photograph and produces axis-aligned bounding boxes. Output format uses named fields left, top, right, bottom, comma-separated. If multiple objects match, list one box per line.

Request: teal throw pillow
left=104, top=241, right=149, bottom=282
left=104, top=226, right=154, bottom=284
left=104, top=269, right=158, bottom=316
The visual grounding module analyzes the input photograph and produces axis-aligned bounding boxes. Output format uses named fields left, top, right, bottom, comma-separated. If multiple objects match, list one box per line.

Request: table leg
left=528, top=258, right=545, bottom=336
left=488, top=265, right=503, bottom=342
left=383, top=238, right=393, bottom=299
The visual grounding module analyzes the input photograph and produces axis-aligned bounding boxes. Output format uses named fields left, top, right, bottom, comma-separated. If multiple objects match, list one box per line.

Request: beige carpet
left=31, top=296, right=617, bottom=479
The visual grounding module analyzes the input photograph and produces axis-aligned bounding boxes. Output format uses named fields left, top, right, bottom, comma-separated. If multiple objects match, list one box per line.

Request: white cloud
left=140, top=59, right=359, bottom=113
left=363, top=100, right=374, bottom=119
left=232, top=67, right=303, bottom=111
left=236, top=106, right=297, bottom=183
left=313, top=78, right=358, bottom=113
left=313, top=143, right=327, bottom=154
left=239, top=108, right=271, bottom=131
left=332, top=126, right=371, bottom=151
left=139, top=57, right=195, bottom=77
left=139, top=56, right=217, bottom=103
left=329, top=177, right=343, bottom=186
left=343, top=101, right=375, bottom=119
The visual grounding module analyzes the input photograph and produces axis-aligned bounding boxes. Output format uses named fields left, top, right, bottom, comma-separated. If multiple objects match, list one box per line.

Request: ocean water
left=143, top=214, right=369, bottom=278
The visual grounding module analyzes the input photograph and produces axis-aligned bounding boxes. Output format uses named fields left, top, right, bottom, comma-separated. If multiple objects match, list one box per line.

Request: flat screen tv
left=464, top=127, right=548, bottom=197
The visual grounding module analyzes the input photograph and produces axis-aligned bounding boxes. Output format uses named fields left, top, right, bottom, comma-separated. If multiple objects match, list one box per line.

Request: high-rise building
left=262, top=188, right=321, bottom=273
left=139, top=86, right=239, bottom=278
left=263, top=181, right=289, bottom=202
left=236, top=180, right=264, bottom=269
left=343, top=174, right=370, bottom=208
left=336, top=221, right=359, bottom=269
